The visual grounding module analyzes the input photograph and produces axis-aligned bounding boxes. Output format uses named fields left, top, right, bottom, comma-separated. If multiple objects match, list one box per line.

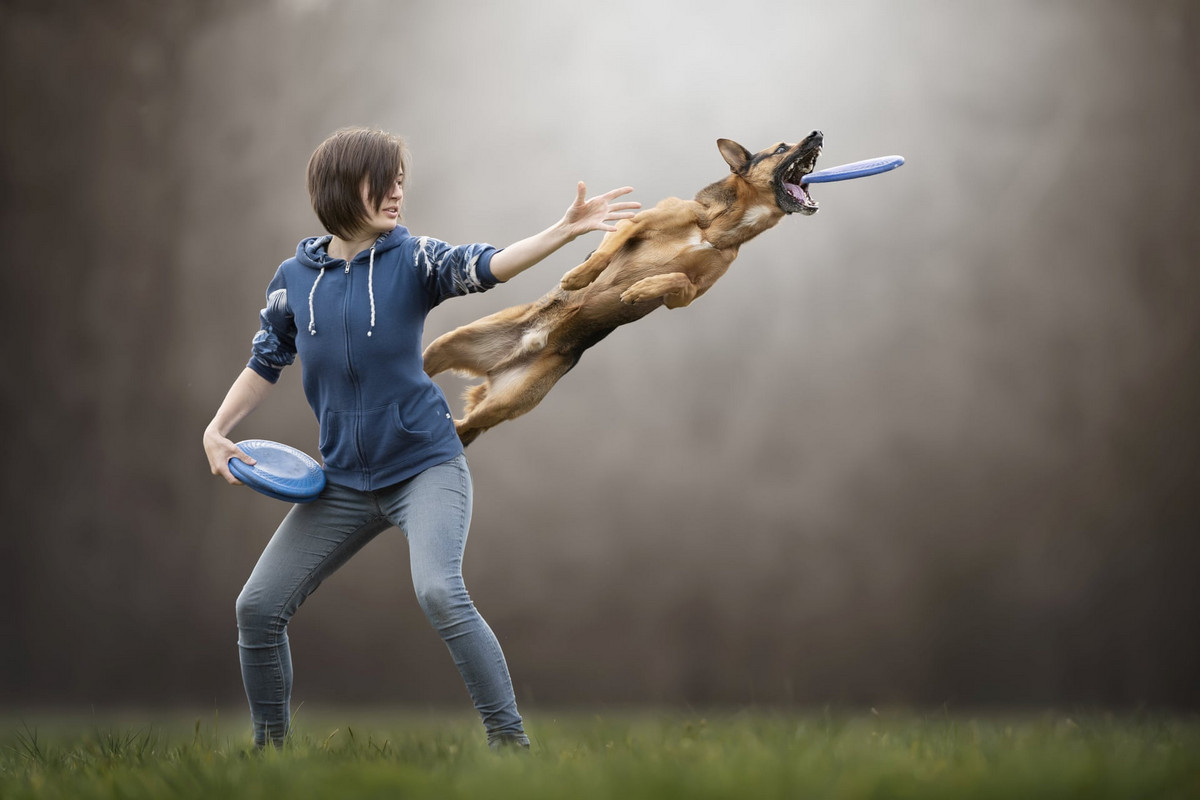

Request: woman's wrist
left=552, top=217, right=579, bottom=244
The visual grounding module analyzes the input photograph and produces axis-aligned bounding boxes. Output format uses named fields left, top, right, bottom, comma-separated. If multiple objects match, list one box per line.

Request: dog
left=423, top=131, right=824, bottom=445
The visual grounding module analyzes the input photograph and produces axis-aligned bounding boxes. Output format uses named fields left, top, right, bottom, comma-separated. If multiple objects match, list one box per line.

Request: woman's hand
left=559, top=182, right=641, bottom=239
left=204, top=426, right=255, bottom=485
left=488, top=183, right=641, bottom=283
left=203, top=367, right=274, bottom=486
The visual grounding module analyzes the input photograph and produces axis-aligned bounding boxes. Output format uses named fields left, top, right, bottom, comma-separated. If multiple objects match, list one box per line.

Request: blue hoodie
left=247, top=226, right=499, bottom=491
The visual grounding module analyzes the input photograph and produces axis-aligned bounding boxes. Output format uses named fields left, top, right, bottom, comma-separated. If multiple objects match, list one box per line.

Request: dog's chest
left=704, top=204, right=778, bottom=250
left=737, top=206, right=774, bottom=232
left=685, top=229, right=715, bottom=252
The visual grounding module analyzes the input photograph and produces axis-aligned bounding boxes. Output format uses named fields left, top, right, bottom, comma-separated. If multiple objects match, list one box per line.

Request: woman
left=202, top=127, right=638, bottom=750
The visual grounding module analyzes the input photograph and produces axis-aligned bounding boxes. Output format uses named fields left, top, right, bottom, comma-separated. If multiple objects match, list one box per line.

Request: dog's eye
left=774, top=144, right=789, bottom=154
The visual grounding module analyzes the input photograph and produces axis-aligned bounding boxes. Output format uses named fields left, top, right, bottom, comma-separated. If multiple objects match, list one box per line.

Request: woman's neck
left=327, top=231, right=380, bottom=263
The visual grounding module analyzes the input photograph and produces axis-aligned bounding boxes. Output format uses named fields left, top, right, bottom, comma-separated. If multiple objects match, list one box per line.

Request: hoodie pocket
left=318, top=412, right=343, bottom=468
left=319, top=405, right=433, bottom=474
left=388, top=404, right=433, bottom=446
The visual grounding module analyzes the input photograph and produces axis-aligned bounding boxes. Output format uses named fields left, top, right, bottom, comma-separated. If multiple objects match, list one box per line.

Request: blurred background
left=2, top=0, right=1198, bottom=715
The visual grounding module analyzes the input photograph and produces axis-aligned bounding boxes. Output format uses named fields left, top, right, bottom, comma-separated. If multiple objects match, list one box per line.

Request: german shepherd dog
left=423, top=131, right=824, bottom=445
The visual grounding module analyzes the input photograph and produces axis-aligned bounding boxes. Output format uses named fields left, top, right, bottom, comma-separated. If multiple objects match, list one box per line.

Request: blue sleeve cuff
left=477, top=247, right=502, bottom=286
left=246, top=357, right=282, bottom=384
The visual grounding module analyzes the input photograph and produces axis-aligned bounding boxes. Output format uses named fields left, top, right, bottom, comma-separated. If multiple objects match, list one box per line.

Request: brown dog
left=423, top=131, right=824, bottom=445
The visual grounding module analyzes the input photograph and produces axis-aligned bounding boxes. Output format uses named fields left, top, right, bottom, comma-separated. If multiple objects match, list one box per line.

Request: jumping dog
left=423, top=131, right=824, bottom=445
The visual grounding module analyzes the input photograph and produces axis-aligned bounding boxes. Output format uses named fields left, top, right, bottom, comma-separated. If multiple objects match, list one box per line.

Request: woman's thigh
left=238, top=482, right=391, bottom=621
left=376, top=455, right=473, bottom=596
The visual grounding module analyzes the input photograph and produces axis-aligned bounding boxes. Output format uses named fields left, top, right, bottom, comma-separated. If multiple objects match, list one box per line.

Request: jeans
left=235, top=454, right=527, bottom=749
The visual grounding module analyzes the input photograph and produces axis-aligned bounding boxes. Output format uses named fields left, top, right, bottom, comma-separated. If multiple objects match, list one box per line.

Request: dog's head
left=717, top=132, right=823, bottom=216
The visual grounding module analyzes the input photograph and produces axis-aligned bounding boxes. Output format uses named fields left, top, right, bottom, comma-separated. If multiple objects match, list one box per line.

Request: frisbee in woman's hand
left=229, top=439, right=326, bottom=503
left=801, top=155, right=905, bottom=184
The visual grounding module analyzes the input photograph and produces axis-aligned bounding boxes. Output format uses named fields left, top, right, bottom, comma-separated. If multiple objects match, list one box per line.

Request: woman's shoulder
left=375, top=226, right=418, bottom=257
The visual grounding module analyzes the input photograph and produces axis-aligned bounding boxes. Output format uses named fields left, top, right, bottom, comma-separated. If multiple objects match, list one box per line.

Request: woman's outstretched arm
left=488, top=182, right=640, bottom=283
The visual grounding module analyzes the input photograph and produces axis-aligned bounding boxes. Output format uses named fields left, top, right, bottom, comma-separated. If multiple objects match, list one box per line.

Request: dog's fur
left=423, top=132, right=824, bottom=445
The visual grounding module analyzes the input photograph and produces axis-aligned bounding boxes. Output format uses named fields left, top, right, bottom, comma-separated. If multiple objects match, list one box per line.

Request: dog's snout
left=809, top=130, right=823, bottom=143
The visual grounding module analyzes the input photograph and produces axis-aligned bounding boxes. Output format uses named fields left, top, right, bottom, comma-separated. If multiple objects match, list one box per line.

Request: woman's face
left=358, top=170, right=404, bottom=235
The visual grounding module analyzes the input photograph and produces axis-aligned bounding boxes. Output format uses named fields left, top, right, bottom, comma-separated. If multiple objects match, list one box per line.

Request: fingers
left=204, top=429, right=255, bottom=487
left=209, top=455, right=246, bottom=486
left=219, top=460, right=252, bottom=486
left=577, top=184, right=640, bottom=208
left=595, top=187, right=639, bottom=211
left=602, top=185, right=635, bottom=200
left=599, top=187, right=640, bottom=220
left=223, top=447, right=256, bottom=485
left=565, top=183, right=640, bottom=235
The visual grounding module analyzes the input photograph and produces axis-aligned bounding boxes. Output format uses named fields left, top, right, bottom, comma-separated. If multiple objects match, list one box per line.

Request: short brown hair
left=306, top=127, right=410, bottom=239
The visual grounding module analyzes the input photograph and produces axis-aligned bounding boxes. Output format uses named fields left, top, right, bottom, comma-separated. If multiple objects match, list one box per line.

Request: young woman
left=202, top=127, right=638, bottom=750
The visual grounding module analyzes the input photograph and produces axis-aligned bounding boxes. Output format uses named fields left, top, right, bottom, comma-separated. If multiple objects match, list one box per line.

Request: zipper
left=342, top=255, right=371, bottom=486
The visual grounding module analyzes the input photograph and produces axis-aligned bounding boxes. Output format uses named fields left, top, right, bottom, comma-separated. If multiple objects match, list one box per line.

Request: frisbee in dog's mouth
left=783, top=179, right=818, bottom=213
left=776, top=140, right=822, bottom=215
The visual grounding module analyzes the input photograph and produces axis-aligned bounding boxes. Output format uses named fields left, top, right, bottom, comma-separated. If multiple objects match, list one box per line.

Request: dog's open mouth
left=776, top=134, right=823, bottom=215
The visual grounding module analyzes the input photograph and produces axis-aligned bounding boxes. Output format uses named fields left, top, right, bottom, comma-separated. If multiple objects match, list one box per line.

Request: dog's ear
left=717, top=139, right=752, bottom=174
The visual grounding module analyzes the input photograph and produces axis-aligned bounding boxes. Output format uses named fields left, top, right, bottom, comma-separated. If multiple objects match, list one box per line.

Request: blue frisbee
left=801, top=155, right=905, bottom=184
left=229, top=439, right=326, bottom=503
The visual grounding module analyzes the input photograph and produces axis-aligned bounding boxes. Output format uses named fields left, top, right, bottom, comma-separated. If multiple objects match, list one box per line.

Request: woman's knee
left=414, top=577, right=472, bottom=628
left=236, top=581, right=284, bottom=637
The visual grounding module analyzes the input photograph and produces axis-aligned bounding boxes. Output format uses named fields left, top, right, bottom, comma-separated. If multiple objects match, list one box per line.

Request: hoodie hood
left=299, top=226, right=411, bottom=339
left=297, top=225, right=411, bottom=269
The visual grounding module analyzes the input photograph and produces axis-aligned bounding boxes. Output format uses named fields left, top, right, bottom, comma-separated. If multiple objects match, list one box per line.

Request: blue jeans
left=235, top=454, right=527, bottom=748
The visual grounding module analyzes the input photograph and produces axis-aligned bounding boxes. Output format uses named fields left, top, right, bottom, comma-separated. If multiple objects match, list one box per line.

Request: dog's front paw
left=560, top=267, right=594, bottom=291
left=619, top=287, right=645, bottom=305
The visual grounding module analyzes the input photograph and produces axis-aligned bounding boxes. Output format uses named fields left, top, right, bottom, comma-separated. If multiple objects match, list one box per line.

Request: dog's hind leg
left=423, top=305, right=533, bottom=377
left=454, top=352, right=577, bottom=445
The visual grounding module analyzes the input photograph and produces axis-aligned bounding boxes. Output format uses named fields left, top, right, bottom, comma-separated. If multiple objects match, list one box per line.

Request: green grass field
left=3, top=708, right=1198, bottom=799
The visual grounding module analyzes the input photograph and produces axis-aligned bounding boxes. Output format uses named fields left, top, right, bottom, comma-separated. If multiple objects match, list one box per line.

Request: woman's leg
left=378, top=454, right=529, bottom=748
left=235, top=483, right=389, bottom=748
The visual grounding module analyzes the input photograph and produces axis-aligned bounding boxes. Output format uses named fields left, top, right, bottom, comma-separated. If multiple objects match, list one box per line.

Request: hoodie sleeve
left=246, top=268, right=297, bottom=384
left=411, top=236, right=500, bottom=307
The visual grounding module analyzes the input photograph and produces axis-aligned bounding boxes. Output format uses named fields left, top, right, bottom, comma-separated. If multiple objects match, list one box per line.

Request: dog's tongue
left=784, top=182, right=807, bottom=202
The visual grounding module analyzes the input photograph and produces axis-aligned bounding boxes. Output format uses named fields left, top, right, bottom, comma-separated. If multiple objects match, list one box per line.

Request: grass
left=2, top=708, right=1198, bottom=799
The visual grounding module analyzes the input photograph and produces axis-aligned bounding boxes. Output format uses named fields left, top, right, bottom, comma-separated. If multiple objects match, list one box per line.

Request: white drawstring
left=308, top=235, right=382, bottom=337
left=367, top=240, right=377, bottom=337
left=307, top=267, right=325, bottom=335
